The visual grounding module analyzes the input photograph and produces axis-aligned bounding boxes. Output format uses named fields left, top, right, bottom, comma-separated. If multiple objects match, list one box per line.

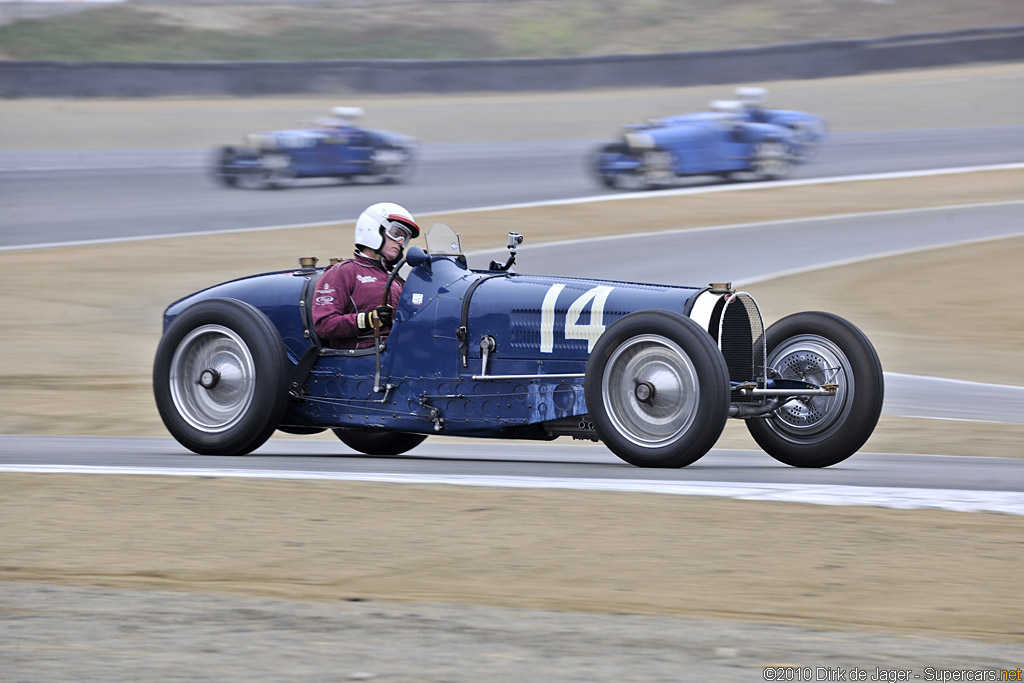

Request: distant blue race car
left=153, top=224, right=882, bottom=469
left=593, top=88, right=827, bottom=190
left=213, top=107, right=416, bottom=189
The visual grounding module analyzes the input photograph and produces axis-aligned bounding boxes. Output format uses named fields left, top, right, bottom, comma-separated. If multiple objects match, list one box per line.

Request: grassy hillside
left=0, top=0, right=1021, bottom=61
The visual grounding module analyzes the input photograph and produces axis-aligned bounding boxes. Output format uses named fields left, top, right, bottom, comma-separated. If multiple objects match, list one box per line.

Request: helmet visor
left=384, top=221, right=413, bottom=244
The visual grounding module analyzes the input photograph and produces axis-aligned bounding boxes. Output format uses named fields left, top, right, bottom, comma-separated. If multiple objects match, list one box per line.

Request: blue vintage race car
left=592, top=88, right=827, bottom=190
left=153, top=224, right=881, bottom=468
left=213, top=107, right=416, bottom=189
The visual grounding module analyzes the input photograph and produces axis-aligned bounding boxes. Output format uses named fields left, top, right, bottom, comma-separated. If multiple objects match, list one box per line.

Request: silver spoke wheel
left=766, top=334, right=851, bottom=439
left=169, top=324, right=256, bottom=433
left=601, top=334, right=700, bottom=448
left=746, top=312, right=883, bottom=468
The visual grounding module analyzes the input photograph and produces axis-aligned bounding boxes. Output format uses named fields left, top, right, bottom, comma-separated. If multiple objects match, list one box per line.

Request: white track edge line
left=2, top=465, right=1022, bottom=515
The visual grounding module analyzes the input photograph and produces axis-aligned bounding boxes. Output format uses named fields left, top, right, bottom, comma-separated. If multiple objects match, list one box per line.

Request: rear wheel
left=751, top=140, right=794, bottom=180
left=333, top=428, right=427, bottom=456
left=787, top=119, right=827, bottom=162
left=746, top=312, right=883, bottom=467
left=585, top=311, right=730, bottom=468
left=153, top=298, right=291, bottom=455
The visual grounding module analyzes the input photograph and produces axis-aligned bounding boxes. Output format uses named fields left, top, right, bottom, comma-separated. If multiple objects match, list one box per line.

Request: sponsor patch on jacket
left=411, top=293, right=423, bottom=305
left=315, top=295, right=335, bottom=305
left=356, top=274, right=378, bottom=284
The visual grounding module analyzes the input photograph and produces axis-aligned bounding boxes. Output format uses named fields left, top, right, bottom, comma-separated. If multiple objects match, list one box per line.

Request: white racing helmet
left=735, top=86, right=767, bottom=107
left=354, top=202, right=421, bottom=252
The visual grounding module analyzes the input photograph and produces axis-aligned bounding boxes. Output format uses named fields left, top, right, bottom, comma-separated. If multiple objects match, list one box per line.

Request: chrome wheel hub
left=768, top=334, right=850, bottom=436
left=169, top=324, right=256, bottom=432
left=602, top=334, right=699, bottom=448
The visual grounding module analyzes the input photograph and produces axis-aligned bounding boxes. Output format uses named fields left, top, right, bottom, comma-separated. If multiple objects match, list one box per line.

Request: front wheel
left=590, top=142, right=625, bottom=189
left=153, top=298, right=291, bottom=455
left=787, top=120, right=827, bottom=162
left=751, top=140, right=794, bottom=180
left=257, top=152, right=295, bottom=189
left=213, top=146, right=243, bottom=187
left=370, top=146, right=415, bottom=184
left=585, top=311, right=730, bottom=468
left=333, top=428, right=427, bottom=456
left=746, top=312, right=883, bottom=467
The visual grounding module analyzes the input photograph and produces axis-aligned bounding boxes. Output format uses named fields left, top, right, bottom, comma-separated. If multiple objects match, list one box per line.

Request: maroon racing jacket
left=311, top=251, right=402, bottom=350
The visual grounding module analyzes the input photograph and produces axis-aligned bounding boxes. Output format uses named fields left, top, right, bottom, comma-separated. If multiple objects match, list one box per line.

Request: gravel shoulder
left=3, top=476, right=1022, bottom=648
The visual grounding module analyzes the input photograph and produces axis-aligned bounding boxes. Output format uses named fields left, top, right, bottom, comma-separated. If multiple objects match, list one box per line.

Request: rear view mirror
left=405, top=245, right=430, bottom=268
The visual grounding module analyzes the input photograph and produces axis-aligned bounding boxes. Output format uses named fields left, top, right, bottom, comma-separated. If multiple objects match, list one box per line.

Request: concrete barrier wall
left=2, top=25, right=1022, bottom=98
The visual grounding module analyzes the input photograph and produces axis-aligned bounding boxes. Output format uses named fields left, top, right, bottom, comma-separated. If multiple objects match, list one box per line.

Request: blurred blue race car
left=213, top=107, right=416, bottom=189
left=592, top=88, right=827, bottom=190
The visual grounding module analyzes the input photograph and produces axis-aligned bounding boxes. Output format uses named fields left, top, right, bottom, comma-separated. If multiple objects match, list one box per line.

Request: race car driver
left=312, top=202, right=420, bottom=349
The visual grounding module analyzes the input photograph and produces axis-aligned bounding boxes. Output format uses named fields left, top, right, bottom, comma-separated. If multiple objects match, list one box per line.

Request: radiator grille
left=718, top=293, right=766, bottom=401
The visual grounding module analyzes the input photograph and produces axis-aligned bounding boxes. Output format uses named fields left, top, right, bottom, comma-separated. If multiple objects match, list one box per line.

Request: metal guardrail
left=1, top=25, right=1022, bottom=98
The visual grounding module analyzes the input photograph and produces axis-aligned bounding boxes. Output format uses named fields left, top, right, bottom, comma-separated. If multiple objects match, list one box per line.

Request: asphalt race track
left=1, top=126, right=1023, bottom=247
left=2, top=437, right=1023, bottom=514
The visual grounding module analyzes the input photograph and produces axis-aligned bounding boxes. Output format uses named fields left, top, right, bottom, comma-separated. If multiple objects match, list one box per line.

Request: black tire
left=591, top=142, right=624, bottom=189
left=214, top=146, right=241, bottom=188
left=153, top=298, right=291, bottom=456
left=333, top=428, right=427, bottom=456
left=746, top=312, right=883, bottom=468
left=585, top=311, right=730, bottom=468
left=277, top=426, right=326, bottom=435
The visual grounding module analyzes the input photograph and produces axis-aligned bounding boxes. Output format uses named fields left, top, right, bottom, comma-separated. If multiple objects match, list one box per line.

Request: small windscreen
left=425, top=223, right=463, bottom=256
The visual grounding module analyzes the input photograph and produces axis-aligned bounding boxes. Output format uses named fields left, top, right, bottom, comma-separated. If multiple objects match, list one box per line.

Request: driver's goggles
left=385, top=221, right=413, bottom=243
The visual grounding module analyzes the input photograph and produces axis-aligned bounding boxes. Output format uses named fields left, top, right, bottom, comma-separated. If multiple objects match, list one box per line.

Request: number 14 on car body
left=540, top=284, right=615, bottom=353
